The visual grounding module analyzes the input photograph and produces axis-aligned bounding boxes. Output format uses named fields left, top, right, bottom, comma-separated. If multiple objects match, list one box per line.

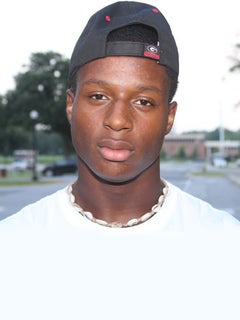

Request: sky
left=1, top=0, right=240, bottom=133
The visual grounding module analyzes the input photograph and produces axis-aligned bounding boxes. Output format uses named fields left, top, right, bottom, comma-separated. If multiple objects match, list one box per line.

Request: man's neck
left=72, top=161, right=164, bottom=224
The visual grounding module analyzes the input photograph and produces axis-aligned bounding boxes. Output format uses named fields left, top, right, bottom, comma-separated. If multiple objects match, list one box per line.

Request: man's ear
left=66, top=89, right=75, bottom=123
left=165, top=101, right=177, bottom=135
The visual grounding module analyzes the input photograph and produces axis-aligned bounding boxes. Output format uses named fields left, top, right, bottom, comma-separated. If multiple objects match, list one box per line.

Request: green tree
left=0, top=96, right=8, bottom=155
left=206, top=127, right=240, bottom=141
left=3, top=51, right=73, bottom=155
left=1, top=97, right=30, bottom=155
left=36, top=131, right=64, bottom=155
left=160, top=148, right=166, bottom=160
left=176, top=146, right=186, bottom=160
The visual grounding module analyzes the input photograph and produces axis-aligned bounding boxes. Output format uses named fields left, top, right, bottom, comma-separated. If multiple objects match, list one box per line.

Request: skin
left=66, top=56, right=177, bottom=224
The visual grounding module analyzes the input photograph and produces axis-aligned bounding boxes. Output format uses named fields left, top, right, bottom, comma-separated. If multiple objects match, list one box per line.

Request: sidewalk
left=203, top=162, right=240, bottom=187
left=227, top=172, right=240, bottom=187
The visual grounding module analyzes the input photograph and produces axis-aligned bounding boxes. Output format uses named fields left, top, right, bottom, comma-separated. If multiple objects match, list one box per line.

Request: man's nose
left=103, top=100, right=133, bottom=131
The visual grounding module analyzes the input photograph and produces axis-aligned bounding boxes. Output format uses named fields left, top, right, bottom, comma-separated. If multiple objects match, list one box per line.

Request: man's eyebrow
left=136, top=85, right=164, bottom=94
left=82, top=79, right=109, bottom=86
left=82, top=79, right=164, bottom=94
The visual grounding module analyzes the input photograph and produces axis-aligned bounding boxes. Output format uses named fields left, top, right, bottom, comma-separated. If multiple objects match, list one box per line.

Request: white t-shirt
left=1, top=181, right=238, bottom=231
left=0, top=183, right=239, bottom=320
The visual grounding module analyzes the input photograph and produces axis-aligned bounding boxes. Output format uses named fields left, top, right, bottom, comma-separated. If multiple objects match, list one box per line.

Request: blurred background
left=0, top=0, right=239, bottom=220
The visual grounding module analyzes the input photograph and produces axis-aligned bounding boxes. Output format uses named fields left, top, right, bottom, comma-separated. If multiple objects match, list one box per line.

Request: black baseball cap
left=69, top=1, right=179, bottom=79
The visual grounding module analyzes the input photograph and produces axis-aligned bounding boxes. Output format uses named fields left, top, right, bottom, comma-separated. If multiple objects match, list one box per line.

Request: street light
left=29, top=110, right=39, bottom=181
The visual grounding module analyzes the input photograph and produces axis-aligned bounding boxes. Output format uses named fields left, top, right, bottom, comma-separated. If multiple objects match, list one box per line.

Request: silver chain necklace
left=67, top=180, right=168, bottom=228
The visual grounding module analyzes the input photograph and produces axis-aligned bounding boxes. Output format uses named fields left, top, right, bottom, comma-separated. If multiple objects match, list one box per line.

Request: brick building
left=205, top=140, right=240, bottom=161
left=162, top=133, right=240, bottom=160
left=162, top=134, right=206, bottom=159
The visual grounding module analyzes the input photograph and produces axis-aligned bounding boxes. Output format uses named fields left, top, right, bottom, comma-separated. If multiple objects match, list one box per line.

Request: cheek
left=70, top=107, right=102, bottom=158
left=71, top=110, right=90, bottom=146
left=72, top=105, right=96, bottom=131
left=137, top=121, right=166, bottom=157
left=139, top=116, right=167, bottom=142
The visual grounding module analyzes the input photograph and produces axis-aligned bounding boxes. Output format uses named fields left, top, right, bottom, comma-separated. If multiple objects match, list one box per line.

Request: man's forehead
left=76, top=56, right=170, bottom=91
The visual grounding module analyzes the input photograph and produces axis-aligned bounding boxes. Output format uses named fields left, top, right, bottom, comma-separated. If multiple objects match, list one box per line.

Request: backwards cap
left=69, top=1, right=179, bottom=79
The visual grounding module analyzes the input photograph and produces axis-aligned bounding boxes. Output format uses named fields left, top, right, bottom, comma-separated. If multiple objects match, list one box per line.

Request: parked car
left=212, top=157, right=227, bottom=168
left=42, top=158, right=77, bottom=176
left=9, top=159, right=28, bottom=171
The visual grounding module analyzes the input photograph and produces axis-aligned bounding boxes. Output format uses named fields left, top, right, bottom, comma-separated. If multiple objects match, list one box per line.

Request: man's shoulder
left=0, top=187, right=69, bottom=228
left=166, top=182, right=240, bottom=229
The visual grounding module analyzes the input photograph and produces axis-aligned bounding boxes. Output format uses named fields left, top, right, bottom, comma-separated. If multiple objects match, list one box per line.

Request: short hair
left=69, top=24, right=178, bottom=102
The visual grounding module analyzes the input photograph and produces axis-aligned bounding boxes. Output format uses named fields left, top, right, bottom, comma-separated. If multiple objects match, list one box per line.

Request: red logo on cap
left=144, top=51, right=160, bottom=60
left=144, top=45, right=160, bottom=60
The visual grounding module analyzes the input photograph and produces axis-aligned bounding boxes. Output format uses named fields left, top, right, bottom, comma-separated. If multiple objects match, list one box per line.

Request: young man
left=3, top=2, right=238, bottom=230
left=0, top=2, right=239, bottom=319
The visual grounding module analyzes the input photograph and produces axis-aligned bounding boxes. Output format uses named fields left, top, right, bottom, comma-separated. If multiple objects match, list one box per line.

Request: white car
left=9, top=159, right=28, bottom=171
left=212, top=157, right=227, bottom=168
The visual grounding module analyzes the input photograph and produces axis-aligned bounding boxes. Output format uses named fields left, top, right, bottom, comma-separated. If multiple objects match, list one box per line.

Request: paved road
left=0, top=176, right=76, bottom=221
left=161, top=162, right=240, bottom=221
left=0, top=162, right=240, bottom=221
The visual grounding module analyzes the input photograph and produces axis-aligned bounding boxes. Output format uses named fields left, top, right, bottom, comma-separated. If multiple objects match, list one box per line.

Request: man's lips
left=98, top=139, right=134, bottom=162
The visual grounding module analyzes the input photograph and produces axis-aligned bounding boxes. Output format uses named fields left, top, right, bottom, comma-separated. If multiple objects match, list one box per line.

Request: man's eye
left=90, top=94, right=107, bottom=100
left=136, top=99, right=152, bottom=106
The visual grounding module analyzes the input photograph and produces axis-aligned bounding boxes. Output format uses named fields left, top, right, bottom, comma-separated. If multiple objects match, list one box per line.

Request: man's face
left=66, top=56, right=177, bottom=183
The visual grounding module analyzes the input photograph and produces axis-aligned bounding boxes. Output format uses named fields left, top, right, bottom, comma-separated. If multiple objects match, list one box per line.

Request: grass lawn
left=0, top=154, right=63, bottom=165
left=0, top=169, right=59, bottom=186
left=0, top=154, right=65, bottom=186
left=191, top=171, right=225, bottom=177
